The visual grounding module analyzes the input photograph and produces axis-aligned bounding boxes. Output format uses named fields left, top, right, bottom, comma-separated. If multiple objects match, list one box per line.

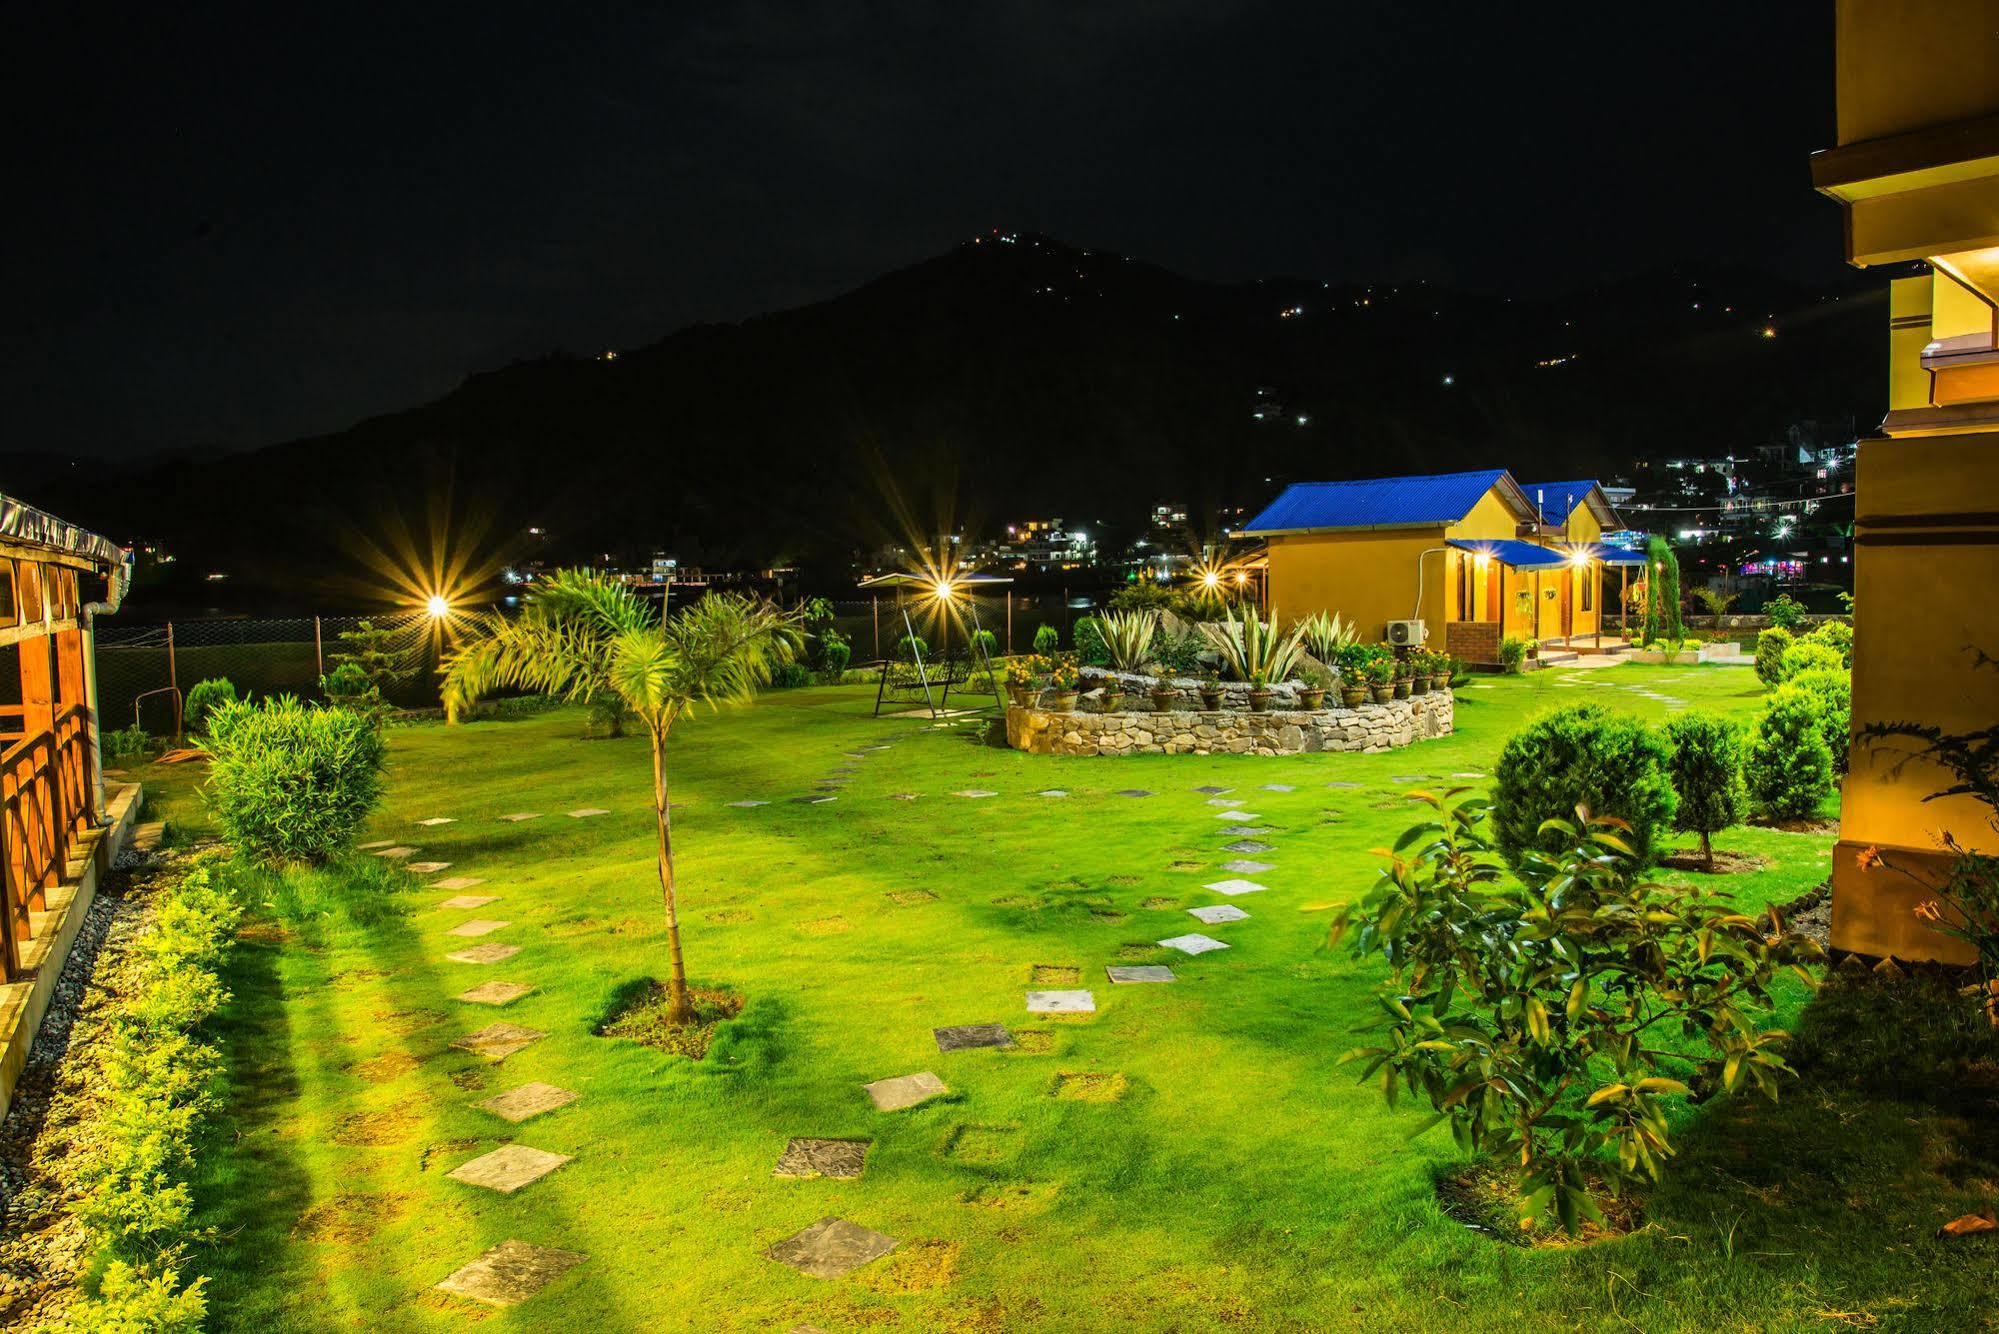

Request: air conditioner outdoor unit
left=1385, top=619, right=1427, bottom=647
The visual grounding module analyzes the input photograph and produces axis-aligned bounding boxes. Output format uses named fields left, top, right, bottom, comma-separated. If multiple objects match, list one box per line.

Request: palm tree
left=442, top=570, right=799, bottom=1023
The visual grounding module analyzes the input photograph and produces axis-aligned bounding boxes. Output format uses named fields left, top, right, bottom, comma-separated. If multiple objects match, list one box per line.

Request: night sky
left=6, top=2, right=1839, bottom=461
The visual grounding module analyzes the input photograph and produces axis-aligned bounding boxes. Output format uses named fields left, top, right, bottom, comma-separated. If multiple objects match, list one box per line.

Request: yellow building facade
left=1814, top=0, right=1999, bottom=962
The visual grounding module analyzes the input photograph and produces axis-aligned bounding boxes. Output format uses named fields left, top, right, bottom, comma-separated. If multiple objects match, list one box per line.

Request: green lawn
left=133, top=664, right=1997, bottom=1331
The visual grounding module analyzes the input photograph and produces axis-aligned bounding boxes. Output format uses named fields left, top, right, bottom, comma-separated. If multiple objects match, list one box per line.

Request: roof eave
left=1239, top=520, right=1453, bottom=538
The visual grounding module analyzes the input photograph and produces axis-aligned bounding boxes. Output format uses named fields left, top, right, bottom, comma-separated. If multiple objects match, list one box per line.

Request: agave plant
left=1097, top=608, right=1160, bottom=673
left=1197, top=606, right=1307, bottom=685
left=1298, top=610, right=1358, bottom=663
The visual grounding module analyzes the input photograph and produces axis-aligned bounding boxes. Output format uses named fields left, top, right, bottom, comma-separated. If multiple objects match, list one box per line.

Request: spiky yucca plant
left=1097, top=608, right=1160, bottom=673
left=441, top=570, right=799, bottom=1023
left=1299, top=610, right=1359, bottom=663
left=1197, top=606, right=1307, bottom=686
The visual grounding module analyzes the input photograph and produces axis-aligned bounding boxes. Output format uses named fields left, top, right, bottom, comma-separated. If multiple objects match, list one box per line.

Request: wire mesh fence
left=88, top=591, right=1114, bottom=737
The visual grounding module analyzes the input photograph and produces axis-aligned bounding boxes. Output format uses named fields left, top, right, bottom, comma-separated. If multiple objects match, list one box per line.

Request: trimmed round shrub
left=893, top=633, right=929, bottom=662
left=1805, top=619, right=1853, bottom=668
left=1778, top=640, right=1844, bottom=684
left=1032, top=623, right=1060, bottom=654
left=201, top=697, right=387, bottom=864
left=769, top=661, right=812, bottom=689
left=321, top=660, right=373, bottom=700
left=1662, top=712, right=1747, bottom=866
left=1754, top=627, right=1794, bottom=688
left=1782, top=669, right=1852, bottom=774
left=182, top=677, right=238, bottom=735
left=1073, top=616, right=1109, bottom=667
left=1492, top=703, right=1677, bottom=871
left=818, top=633, right=852, bottom=677
left=1746, top=691, right=1834, bottom=821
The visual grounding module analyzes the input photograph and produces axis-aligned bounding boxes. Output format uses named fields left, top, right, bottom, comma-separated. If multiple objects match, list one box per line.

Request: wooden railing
left=0, top=704, right=94, bottom=978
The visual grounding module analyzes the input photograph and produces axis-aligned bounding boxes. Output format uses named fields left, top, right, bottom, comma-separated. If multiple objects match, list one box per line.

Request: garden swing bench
left=857, top=572, right=1010, bottom=718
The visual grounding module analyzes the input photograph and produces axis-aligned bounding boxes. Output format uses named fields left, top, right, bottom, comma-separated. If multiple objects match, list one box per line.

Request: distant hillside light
left=1441, top=373, right=1455, bottom=386
left=1760, top=325, right=1777, bottom=339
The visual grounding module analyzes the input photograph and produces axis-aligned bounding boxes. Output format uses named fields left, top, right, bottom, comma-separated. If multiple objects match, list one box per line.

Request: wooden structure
left=0, top=496, right=129, bottom=979
left=858, top=572, right=1009, bottom=716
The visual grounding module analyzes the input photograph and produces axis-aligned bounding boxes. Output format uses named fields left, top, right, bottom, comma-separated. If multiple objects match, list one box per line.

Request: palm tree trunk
left=651, top=722, right=694, bottom=1024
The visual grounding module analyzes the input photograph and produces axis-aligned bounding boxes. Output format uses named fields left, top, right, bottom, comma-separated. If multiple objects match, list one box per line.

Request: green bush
left=64, top=1260, right=207, bottom=1333
left=1805, top=618, right=1853, bottom=668
left=1746, top=690, right=1835, bottom=820
left=1663, top=713, right=1748, bottom=869
left=200, top=698, right=387, bottom=864
left=1498, top=636, right=1531, bottom=673
left=1032, top=623, right=1060, bottom=654
left=1491, top=703, right=1676, bottom=870
left=816, top=631, right=851, bottom=677
left=1754, top=626, right=1794, bottom=688
left=893, top=633, right=929, bottom=662
left=1765, top=592, right=1807, bottom=630
left=1778, top=640, right=1845, bottom=684
left=321, top=660, right=374, bottom=701
left=1641, top=535, right=1684, bottom=645
left=769, top=661, right=812, bottom=689
left=1072, top=616, right=1109, bottom=667
left=103, top=724, right=152, bottom=765
left=1333, top=796, right=1819, bottom=1234
left=1785, top=669, right=1853, bottom=774
left=181, top=677, right=237, bottom=735
left=970, top=628, right=998, bottom=660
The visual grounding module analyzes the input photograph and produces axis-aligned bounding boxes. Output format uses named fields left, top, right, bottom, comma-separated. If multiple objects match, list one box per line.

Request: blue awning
left=1445, top=538, right=1573, bottom=570
left=1582, top=543, right=1650, bottom=566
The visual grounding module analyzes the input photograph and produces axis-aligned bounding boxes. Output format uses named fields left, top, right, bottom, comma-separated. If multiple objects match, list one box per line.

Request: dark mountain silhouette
left=22, top=233, right=1882, bottom=609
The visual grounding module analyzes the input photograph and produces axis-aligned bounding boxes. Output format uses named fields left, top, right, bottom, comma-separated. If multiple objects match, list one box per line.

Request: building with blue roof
left=1237, top=469, right=1635, bottom=662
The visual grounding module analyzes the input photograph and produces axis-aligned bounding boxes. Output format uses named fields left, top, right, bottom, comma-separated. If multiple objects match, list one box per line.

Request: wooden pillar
left=17, top=630, right=55, bottom=906
left=871, top=595, right=880, bottom=660
left=1006, top=591, right=1013, bottom=655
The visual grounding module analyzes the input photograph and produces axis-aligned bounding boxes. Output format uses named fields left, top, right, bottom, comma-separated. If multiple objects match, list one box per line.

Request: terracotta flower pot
left=1298, top=687, right=1326, bottom=710
left=1341, top=687, right=1368, bottom=708
left=1392, top=680, right=1411, bottom=699
left=1410, top=677, right=1430, bottom=696
left=1006, top=682, right=1028, bottom=706
left=1049, top=690, right=1078, bottom=713
left=1369, top=685, right=1394, bottom=704
left=1199, top=689, right=1224, bottom=710
left=1150, top=688, right=1179, bottom=713
left=1247, top=688, right=1273, bottom=712
left=1432, top=673, right=1452, bottom=691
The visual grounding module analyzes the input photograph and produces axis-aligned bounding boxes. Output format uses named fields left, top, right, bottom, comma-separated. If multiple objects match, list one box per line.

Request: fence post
left=314, top=616, right=324, bottom=679
left=871, top=595, right=879, bottom=660
left=165, top=621, right=180, bottom=741
left=1006, top=591, right=1012, bottom=654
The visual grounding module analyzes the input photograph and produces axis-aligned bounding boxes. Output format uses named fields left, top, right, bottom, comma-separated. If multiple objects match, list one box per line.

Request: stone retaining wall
left=1005, top=691, right=1453, bottom=757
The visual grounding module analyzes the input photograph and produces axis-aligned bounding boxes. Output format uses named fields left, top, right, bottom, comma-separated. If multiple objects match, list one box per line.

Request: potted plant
left=1333, top=643, right=1370, bottom=708
left=1003, top=656, right=1035, bottom=706
left=1297, top=663, right=1329, bottom=711
left=1198, top=669, right=1224, bottom=711
left=1409, top=651, right=1431, bottom=696
left=1431, top=654, right=1454, bottom=692
left=1392, top=657, right=1412, bottom=699
left=1246, top=671, right=1273, bottom=712
left=1095, top=675, right=1123, bottom=713
left=1367, top=655, right=1395, bottom=705
left=1150, top=680, right=1179, bottom=712
left=1047, top=659, right=1080, bottom=712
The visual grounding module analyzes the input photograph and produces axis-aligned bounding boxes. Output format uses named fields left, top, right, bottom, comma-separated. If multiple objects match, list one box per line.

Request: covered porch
left=1441, top=539, right=1647, bottom=665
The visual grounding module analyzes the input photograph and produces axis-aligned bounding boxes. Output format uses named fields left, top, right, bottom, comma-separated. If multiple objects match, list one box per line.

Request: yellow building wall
left=1834, top=0, right=1999, bottom=145
left=1264, top=528, right=1450, bottom=645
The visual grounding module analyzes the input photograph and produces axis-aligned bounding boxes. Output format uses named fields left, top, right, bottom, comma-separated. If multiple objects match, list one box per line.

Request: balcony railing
left=0, top=703, right=94, bottom=978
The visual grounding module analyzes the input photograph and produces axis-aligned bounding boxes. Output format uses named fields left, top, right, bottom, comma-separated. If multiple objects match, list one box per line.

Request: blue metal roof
left=1516, top=480, right=1600, bottom=525
left=1239, top=469, right=1511, bottom=534
left=1445, top=538, right=1573, bottom=570
left=1580, top=542, right=1648, bottom=566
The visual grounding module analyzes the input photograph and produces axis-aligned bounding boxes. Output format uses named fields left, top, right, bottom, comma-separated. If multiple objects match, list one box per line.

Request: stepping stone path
left=434, top=876, right=486, bottom=891
left=498, top=812, right=543, bottom=822
left=766, top=1217, right=899, bottom=1279
left=373, top=846, right=417, bottom=859
left=435, top=1240, right=586, bottom=1308
left=934, top=1024, right=1013, bottom=1051
left=456, top=981, right=535, bottom=1006
left=864, top=1072, right=947, bottom=1111
left=446, top=919, right=509, bottom=938
left=449, top=1145, right=571, bottom=1194
left=1213, top=810, right=1257, bottom=822
left=794, top=795, right=837, bottom=804
left=1206, top=798, right=1245, bottom=808
left=416, top=817, right=457, bottom=827
left=477, top=1082, right=578, bottom=1123
left=1194, top=786, right=1232, bottom=795
left=1025, top=990, right=1095, bottom=1014
left=1223, top=840, right=1273, bottom=855
left=441, top=894, right=499, bottom=909
left=1189, top=904, right=1250, bottom=925
left=1225, top=825, right=1275, bottom=836
left=447, top=943, right=521, bottom=965
left=358, top=839, right=396, bottom=849
left=1327, top=781, right=1363, bottom=790
left=773, top=1137, right=870, bottom=1180
left=1106, top=965, right=1175, bottom=984
left=1116, top=789, right=1153, bottom=798
left=953, top=790, right=997, bottom=799
left=452, top=1022, right=546, bottom=1062
left=1260, top=783, right=1297, bottom=792
left=890, top=793, right=920, bottom=801
left=1037, top=789, right=1068, bottom=798
left=407, top=861, right=451, bottom=874
left=727, top=799, right=769, bottom=808
left=1220, top=859, right=1273, bottom=874
left=566, top=808, right=610, bottom=818
left=1203, top=879, right=1268, bottom=897
left=1159, top=933, right=1230, bottom=955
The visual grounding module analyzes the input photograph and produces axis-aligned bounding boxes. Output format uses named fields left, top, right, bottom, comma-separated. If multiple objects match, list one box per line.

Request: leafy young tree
left=1746, top=690, right=1835, bottom=821
left=1032, top=623, right=1061, bottom=655
left=441, top=571, right=799, bottom=1023
left=329, top=618, right=416, bottom=695
left=1663, top=713, right=1748, bottom=870
left=1491, top=703, right=1677, bottom=870
left=1641, top=536, right=1683, bottom=646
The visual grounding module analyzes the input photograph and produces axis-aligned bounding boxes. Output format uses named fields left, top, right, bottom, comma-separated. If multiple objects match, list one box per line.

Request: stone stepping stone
left=373, top=846, right=418, bottom=859
left=953, top=790, right=998, bottom=799
left=1220, top=859, right=1273, bottom=875
left=1213, top=810, right=1258, bottom=822
left=1158, top=932, right=1230, bottom=955
left=1194, top=785, right=1233, bottom=795
left=793, top=795, right=838, bottom=804
left=451, top=1022, right=546, bottom=1062
left=889, top=793, right=920, bottom=801
left=1452, top=772, right=1486, bottom=779
left=1205, top=798, right=1245, bottom=808
left=1189, top=903, right=1250, bottom=925
left=358, top=839, right=396, bottom=849
left=446, top=919, right=509, bottom=938
left=1106, top=965, right=1176, bottom=984
left=863, top=1071, right=947, bottom=1111
left=1037, top=789, right=1069, bottom=798
left=435, top=1239, right=586, bottom=1308
left=1391, top=775, right=1428, bottom=784
left=727, top=800, right=770, bottom=808
left=416, top=817, right=457, bottom=827
left=1260, top=783, right=1297, bottom=792
left=843, top=751, right=867, bottom=759
left=407, top=861, right=452, bottom=874
left=1226, top=826, right=1275, bottom=836
left=441, top=894, right=499, bottom=909
left=456, top=981, right=535, bottom=1006
left=765, top=1217, right=898, bottom=1279
left=934, top=1024, right=1013, bottom=1052
left=567, top=808, right=611, bottom=818
left=1223, top=840, right=1274, bottom=854
left=1116, top=789, right=1154, bottom=798
left=1326, top=781, right=1364, bottom=790
left=447, top=943, right=521, bottom=965
left=773, top=1137, right=870, bottom=1180
left=498, top=812, right=543, bottom=822
left=434, top=876, right=486, bottom=891
left=1025, top=990, right=1095, bottom=1015
left=448, top=1144, right=571, bottom=1194
left=476, top=1082, right=580, bottom=1123
left=1204, top=878, right=1268, bottom=896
